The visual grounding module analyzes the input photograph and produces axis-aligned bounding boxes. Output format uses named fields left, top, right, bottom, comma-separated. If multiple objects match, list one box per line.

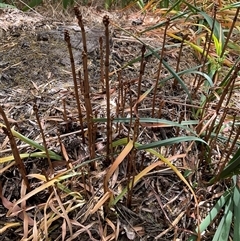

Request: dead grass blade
left=66, top=220, right=98, bottom=241
left=0, top=161, right=15, bottom=173
left=53, top=185, right=73, bottom=238
left=20, top=179, right=29, bottom=238
left=90, top=191, right=111, bottom=215
left=44, top=192, right=54, bottom=240
left=0, top=222, right=21, bottom=235
left=155, top=210, right=185, bottom=239
left=90, top=140, right=134, bottom=214
left=104, top=140, right=133, bottom=193
left=8, top=178, right=56, bottom=214
left=104, top=217, right=118, bottom=241
left=0, top=182, right=34, bottom=226
left=32, top=216, right=38, bottom=241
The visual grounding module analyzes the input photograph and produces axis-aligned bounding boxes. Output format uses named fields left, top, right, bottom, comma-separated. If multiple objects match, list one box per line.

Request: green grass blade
left=140, top=11, right=190, bottom=34
left=112, top=137, right=129, bottom=148
left=212, top=197, right=233, bottom=241
left=219, top=57, right=240, bottom=88
left=94, top=117, right=199, bottom=135
left=22, top=0, right=43, bottom=11
left=0, top=152, right=60, bottom=163
left=233, top=179, right=240, bottom=240
left=227, top=41, right=240, bottom=54
left=0, top=123, right=62, bottom=160
left=182, top=0, right=201, bottom=13
left=142, top=45, right=193, bottom=102
left=136, top=0, right=145, bottom=9
left=165, top=0, right=183, bottom=13
left=63, top=0, right=69, bottom=8
left=12, top=129, right=62, bottom=160
left=221, top=2, right=240, bottom=10
left=210, top=147, right=240, bottom=183
left=187, top=188, right=233, bottom=241
left=187, top=71, right=214, bottom=87
left=94, top=117, right=199, bottom=126
left=122, top=44, right=180, bottom=69
left=137, top=136, right=207, bottom=150
left=159, top=63, right=208, bottom=83
left=198, top=11, right=225, bottom=50
left=161, top=58, right=192, bottom=102
left=0, top=3, right=16, bottom=8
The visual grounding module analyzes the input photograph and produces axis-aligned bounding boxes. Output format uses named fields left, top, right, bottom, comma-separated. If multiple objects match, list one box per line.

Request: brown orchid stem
left=152, top=18, right=169, bottom=117
left=220, top=7, right=240, bottom=58
left=172, top=34, right=188, bottom=89
left=64, top=30, right=85, bottom=144
left=137, top=45, right=146, bottom=100
left=136, top=45, right=146, bottom=115
left=205, top=63, right=240, bottom=144
left=74, top=7, right=88, bottom=53
left=103, top=15, right=112, bottom=165
left=33, top=104, right=53, bottom=176
left=74, top=7, right=95, bottom=167
left=82, top=51, right=95, bottom=167
left=0, top=106, right=31, bottom=192
left=193, top=32, right=209, bottom=96
left=62, top=98, right=68, bottom=133
left=99, top=36, right=104, bottom=89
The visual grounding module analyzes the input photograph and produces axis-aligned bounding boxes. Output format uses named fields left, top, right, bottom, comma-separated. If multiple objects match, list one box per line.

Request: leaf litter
left=0, top=4, right=239, bottom=241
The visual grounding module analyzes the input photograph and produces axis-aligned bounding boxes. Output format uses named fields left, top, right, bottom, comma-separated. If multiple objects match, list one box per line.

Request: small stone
left=37, top=32, right=49, bottom=41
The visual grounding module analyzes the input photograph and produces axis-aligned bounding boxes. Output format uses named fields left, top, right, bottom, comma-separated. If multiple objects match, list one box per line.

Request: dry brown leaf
left=0, top=183, right=34, bottom=226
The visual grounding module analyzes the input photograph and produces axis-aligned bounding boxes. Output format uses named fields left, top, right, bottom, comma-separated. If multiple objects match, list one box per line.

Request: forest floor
left=0, top=3, right=239, bottom=241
